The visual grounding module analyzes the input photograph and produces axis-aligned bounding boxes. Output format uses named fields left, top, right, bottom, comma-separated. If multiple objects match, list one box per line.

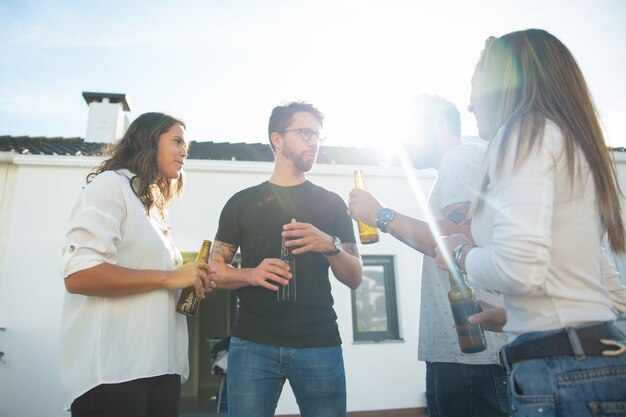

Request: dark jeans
left=426, top=362, right=510, bottom=417
left=70, top=374, right=181, bottom=417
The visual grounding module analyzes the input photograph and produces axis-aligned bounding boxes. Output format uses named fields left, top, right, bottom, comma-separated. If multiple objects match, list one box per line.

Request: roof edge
left=82, top=92, right=131, bottom=111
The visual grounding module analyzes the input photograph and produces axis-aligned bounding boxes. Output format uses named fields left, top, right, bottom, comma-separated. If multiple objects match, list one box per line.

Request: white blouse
left=467, top=121, right=626, bottom=339
left=59, top=169, right=188, bottom=408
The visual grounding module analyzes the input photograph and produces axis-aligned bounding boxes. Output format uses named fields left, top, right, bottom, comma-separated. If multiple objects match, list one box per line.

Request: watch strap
left=324, top=236, right=342, bottom=256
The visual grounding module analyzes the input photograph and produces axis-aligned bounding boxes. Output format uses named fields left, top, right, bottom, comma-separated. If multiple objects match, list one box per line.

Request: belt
left=498, top=322, right=626, bottom=371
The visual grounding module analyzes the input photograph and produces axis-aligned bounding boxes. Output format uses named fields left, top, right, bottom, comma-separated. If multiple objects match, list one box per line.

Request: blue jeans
left=226, top=337, right=346, bottom=417
left=507, top=329, right=626, bottom=417
left=426, top=362, right=510, bottom=417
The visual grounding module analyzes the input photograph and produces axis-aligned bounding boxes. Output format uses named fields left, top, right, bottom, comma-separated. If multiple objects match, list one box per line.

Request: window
left=351, top=255, right=400, bottom=342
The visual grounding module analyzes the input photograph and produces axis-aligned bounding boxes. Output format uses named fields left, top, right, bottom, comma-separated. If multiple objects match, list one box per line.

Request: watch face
left=378, top=208, right=396, bottom=221
left=333, top=236, right=342, bottom=250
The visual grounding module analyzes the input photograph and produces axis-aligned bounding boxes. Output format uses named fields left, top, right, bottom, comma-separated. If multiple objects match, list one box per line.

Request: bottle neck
left=448, top=270, right=471, bottom=291
left=196, top=242, right=211, bottom=262
left=354, top=170, right=366, bottom=190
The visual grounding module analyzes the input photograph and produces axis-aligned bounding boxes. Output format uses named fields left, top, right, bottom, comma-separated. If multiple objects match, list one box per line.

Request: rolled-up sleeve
left=61, top=173, right=127, bottom=278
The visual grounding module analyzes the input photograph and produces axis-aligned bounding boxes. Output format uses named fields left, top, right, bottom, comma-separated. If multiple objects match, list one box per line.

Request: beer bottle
left=447, top=269, right=487, bottom=353
left=277, top=236, right=296, bottom=303
left=176, top=239, right=212, bottom=316
left=353, top=169, right=380, bottom=244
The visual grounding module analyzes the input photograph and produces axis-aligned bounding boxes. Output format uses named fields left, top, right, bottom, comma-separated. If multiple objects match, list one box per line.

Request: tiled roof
left=187, top=140, right=399, bottom=165
left=4, top=135, right=622, bottom=165
left=0, top=136, right=105, bottom=156
left=0, top=135, right=398, bottom=165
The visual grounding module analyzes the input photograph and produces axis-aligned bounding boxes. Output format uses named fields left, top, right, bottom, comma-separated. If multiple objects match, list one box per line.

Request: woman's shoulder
left=85, top=169, right=134, bottom=194
left=536, top=119, right=568, bottom=162
left=543, top=119, right=565, bottom=143
left=71, top=170, right=134, bottom=217
left=494, top=118, right=565, bottom=157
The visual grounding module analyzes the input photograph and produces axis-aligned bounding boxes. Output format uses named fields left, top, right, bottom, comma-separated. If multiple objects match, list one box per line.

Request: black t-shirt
left=215, top=180, right=356, bottom=348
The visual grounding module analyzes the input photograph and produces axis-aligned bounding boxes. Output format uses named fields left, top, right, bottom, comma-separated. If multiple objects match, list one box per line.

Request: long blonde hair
left=475, top=29, right=624, bottom=253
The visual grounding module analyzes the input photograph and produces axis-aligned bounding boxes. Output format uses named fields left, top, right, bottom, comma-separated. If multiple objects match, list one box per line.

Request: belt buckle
left=600, top=339, right=626, bottom=356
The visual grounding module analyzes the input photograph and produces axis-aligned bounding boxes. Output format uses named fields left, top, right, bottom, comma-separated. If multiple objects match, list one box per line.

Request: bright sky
left=1, top=0, right=625, bottom=149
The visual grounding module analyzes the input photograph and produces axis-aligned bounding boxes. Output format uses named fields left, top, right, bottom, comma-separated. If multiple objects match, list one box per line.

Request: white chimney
left=82, top=92, right=132, bottom=143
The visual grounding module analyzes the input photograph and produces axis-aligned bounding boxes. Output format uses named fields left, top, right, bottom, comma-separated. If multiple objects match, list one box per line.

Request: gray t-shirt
left=417, top=142, right=508, bottom=364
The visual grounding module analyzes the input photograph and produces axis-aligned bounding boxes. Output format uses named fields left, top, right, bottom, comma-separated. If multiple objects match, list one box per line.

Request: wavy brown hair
left=87, top=112, right=186, bottom=219
left=474, top=28, right=624, bottom=252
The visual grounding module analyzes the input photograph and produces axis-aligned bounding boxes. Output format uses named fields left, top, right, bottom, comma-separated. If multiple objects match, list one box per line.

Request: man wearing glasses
left=210, top=102, right=363, bottom=417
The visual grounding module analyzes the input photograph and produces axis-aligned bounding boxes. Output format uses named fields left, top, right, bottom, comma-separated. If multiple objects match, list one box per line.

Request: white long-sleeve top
left=59, top=169, right=189, bottom=408
left=467, top=121, right=626, bottom=339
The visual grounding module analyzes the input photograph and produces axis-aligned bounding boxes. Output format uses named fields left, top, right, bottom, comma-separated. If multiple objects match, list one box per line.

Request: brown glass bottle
left=277, top=236, right=296, bottom=303
left=176, top=239, right=212, bottom=316
left=447, top=270, right=487, bottom=353
left=353, top=169, right=380, bottom=244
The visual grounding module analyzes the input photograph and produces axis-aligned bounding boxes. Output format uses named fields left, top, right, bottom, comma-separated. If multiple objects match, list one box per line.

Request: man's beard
left=282, top=143, right=317, bottom=172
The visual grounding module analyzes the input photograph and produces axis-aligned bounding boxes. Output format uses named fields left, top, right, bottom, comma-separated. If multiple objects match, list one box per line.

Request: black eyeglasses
left=280, top=128, right=326, bottom=143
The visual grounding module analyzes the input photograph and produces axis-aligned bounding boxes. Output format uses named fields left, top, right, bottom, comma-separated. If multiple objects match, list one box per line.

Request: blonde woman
left=436, top=29, right=626, bottom=417
left=60, top=113, right=215, bottom=417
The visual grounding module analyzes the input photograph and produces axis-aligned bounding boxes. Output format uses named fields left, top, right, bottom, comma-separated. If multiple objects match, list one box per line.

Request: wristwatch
left=324, top=236, right=342, bottom=256
left=376, top=208, right=396, bottom=233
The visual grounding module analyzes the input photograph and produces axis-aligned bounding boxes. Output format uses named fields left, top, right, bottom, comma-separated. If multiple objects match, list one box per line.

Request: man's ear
left=271, top=132, right=282, bottom=150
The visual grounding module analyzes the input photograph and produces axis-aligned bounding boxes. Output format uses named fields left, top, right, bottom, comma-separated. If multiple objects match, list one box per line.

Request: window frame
left=351, top=255, right=401, bottom=342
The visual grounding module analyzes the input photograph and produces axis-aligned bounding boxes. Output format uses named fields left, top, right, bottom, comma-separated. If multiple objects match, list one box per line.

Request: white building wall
left=0, top=154, right=432, bottom=416
left=0, top=156, right=101, bottom=417
left=4, top=151, right=624, bottom=416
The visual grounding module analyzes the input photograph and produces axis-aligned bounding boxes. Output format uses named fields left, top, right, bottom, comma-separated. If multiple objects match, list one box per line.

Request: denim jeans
left=507, top=328, right=626, bottom=417
left=426, top=362, right=510, bottom=417
left=226, top=337, right=346, bottom=417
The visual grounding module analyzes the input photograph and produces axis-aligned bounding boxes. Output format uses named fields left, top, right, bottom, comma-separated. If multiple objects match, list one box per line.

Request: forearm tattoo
left=446, top=202, right=472, bottom=225
left=343, top=242, right=361, bottom=258
left=210, top=240, right=237, bottom=264
left=389, top=227, right=420, bottom=250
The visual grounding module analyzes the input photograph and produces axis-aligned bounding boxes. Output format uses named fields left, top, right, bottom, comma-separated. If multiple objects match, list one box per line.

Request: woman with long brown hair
left=60, top=112, right=214, bottom=417
left=436, top=29, right=626, bottom=416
